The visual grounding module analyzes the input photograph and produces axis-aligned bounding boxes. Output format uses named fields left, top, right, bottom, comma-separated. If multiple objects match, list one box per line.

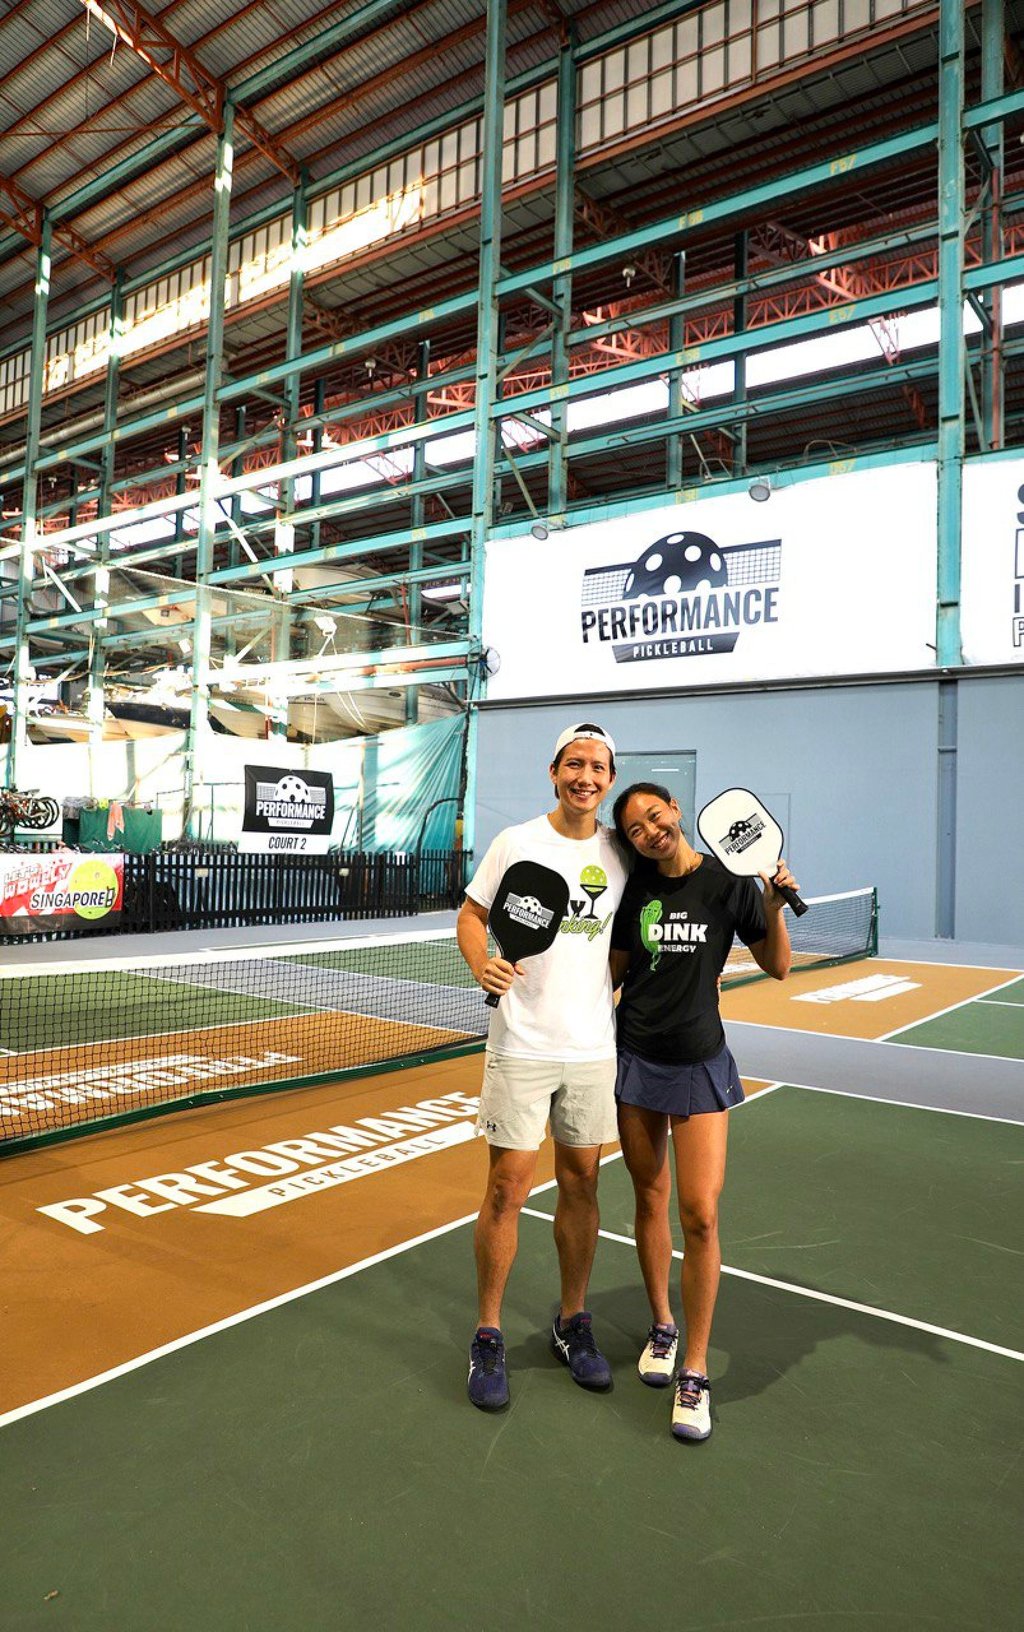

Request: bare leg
left=617, top=1102, right=673, bottom=1325
left=475, top=1145, right=540, bottom=1328
left=671, top=1111, right=729, bottom=1374
left=552, top=1141, right=603, bottom=1317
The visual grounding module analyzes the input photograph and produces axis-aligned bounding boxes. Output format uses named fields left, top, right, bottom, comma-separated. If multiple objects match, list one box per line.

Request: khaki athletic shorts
left=477, top=1050, right=618, bottom=1151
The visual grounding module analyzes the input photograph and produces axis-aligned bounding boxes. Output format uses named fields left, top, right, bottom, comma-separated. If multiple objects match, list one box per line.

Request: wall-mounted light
left=748, top=476, right=772, bottom=503
left=530, top=521, right=549, bottom=541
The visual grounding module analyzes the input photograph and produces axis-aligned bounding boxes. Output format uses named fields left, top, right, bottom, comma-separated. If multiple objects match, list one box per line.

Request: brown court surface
left=0, top=1054, right=492, bottom=1417
left=0, top=1055, right=774, bottom=1419
left=720, top=957, right=1021, bottom=1038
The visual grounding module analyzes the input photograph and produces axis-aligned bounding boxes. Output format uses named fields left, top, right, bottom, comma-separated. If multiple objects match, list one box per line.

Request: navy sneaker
left=467, top=1326, right=509, bottom=1411
left=551, top=1311, right=612, bottom=1390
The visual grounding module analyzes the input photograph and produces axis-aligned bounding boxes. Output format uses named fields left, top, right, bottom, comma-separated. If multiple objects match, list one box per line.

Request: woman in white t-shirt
left=457, top=723, right=627, bottom=1412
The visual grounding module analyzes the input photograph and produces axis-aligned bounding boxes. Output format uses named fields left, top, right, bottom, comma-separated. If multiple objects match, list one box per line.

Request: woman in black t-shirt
left=609, top=782, right=797, bottom=1443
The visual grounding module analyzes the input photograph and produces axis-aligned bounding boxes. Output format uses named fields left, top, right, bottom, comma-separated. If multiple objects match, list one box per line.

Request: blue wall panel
left=954, top=677, right=1024, bottom=945
left=472, top=683, right=942, bottom=940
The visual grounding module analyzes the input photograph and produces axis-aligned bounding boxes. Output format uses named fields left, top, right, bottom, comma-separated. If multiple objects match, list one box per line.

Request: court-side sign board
left=239, top=765, right=335, bottom=854
left=961, top=459, right=1024, bottom=665
left=0, top=850, right=124, bottom=935
left=481, top=463, right=938, bottom=699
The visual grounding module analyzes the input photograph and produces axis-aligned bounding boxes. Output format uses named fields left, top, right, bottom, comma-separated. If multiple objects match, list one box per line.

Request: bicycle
left=0, top=789, right=60, bottom=838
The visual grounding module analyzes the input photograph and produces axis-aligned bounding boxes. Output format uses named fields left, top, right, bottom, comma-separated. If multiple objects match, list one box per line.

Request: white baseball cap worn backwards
left=553, top=721, right=617, bottom=760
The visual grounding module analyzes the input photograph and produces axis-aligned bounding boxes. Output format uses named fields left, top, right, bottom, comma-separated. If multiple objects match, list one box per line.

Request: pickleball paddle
left=485, top=859, right=571, bottom=1007
left=697, top=787, right=808, bottom=917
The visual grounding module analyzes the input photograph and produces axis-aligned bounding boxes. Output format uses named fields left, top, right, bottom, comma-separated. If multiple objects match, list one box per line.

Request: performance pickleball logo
left=719, top=813, right=765, bottom=859
left=580, top=528, right=782, bottom=664
left=255, top=773, right=327, bottom=829
left=505, top=892, right=555, bottom=931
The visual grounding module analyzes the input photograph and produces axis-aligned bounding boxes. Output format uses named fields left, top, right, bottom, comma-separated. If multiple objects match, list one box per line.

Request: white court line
left=876, top=971, right=1024, bottom=1042
left=882, top=957, right=1024, bottom=974
left=731, top=1018, right=1024, bottom=1070
left=975, top=998, right=1024, bottom=1008
left=520, top=1209, right=1024, bottom=1364
left=749, top=1077, right=1024, bottom=1127
left=720, top=1074, right=1023, bottom=1126
left=0, top=1157, right=582, bottom=1433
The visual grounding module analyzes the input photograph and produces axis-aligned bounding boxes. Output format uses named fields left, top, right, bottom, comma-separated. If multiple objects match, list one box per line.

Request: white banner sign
left=482, top=464, right=938, bottom=699
left=961, top=459, right=1024, bottom=666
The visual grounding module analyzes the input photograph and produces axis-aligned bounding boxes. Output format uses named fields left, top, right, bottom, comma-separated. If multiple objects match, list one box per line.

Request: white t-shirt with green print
left=466, top=815, right=628, bottom=1060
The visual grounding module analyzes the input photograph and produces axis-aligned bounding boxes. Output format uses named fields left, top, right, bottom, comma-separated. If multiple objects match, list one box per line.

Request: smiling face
left=618, top=790, right=685, bottom=865
left=549, top=738, right=615, bottom=824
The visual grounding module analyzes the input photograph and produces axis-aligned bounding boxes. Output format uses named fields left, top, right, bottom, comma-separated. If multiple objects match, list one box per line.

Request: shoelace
left=474, top=1338, right=503, bottom=1375
left=567, top=1317, right=598, bottom=1355
left=675, top=1372, right=708, bottom=1408
left=649, top=1326, right=677, bottom=1359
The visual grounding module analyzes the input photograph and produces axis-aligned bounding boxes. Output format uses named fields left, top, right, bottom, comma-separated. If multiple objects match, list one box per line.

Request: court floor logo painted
left=580, top=529, right=782, bottom=665
left=793, top=974, right=922, bottom=1004
left=35, top=1090, right=481, bottom=1235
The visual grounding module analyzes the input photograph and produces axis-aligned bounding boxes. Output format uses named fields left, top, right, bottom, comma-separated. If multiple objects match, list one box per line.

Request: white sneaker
left=638, top=1322, right=678, bottom=1387
left=671, top=1369, right=712, bottom=1441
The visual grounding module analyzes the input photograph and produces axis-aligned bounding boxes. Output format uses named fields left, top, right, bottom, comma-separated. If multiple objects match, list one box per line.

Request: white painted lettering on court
left=197, top=1124, right=475, bottom=1217
left=35, top=1090, right=480, bottom=1234
left=792, top=974, right=922, bottom=1005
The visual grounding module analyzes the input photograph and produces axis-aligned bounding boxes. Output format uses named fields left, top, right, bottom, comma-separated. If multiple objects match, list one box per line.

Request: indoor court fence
left=0, top=847, right=474, bottom=943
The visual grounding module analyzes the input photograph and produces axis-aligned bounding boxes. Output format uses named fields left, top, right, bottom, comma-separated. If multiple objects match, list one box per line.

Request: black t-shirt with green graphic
left=611, top=854, right=767, bottom=1064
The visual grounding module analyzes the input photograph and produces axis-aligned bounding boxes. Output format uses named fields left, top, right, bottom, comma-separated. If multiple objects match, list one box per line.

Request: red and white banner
left=0, top=851, right=124, bottom=935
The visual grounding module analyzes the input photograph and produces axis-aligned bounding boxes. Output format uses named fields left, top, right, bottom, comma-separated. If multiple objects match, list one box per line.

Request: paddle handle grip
left=778, top=882, right=808, bottom=917
left=484, top=991, right=500, bottom=1008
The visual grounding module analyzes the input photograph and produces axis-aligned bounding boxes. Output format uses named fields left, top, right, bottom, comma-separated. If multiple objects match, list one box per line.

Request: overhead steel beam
left=0, top=171, right=115, bottom=282
left=78, top=0, right=300, bottom=184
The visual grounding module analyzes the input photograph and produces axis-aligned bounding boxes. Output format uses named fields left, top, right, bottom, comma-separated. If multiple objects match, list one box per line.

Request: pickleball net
left=0, top=928, right=488, bottom=1151
left=1, top=889, right=877, bottom=1150
left=723, top=885, right=878, bottom=985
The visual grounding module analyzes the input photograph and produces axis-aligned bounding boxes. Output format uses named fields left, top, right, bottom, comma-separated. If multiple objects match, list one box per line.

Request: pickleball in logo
left=562, top=864, right=614, bottom=942
left=580, top=528, right=782, bottom=665
left=255, top=773, right=327, bottom=829
left=578, top=864, right=607, bottom=919
left=506, top=892, right=555, bottom=932
left=69, top=859, right=119, bottom=919
left=720, top=813, right=765, bottom=858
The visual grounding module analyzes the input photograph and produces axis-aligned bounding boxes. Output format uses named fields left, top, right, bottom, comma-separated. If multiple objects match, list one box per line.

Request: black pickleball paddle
left=485, top=859, right=571, bottom=1007
left=697, top=787, right=808, bottom=917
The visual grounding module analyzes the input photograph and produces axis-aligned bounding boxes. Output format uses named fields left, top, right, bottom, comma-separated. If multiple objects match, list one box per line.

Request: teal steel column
left=268, top=174, right=307, bottom=741
left=186, top=101, right=235, bottom=835
left=88, top=271, right=124, bottom=739
left=980, top=0, right=1004, bottom=449
left=464, top=0, right=508, bottom=856
left=666, top=251, right=685, bottom=487
left=405, top=337, right=430, bottom=726
left=733, top=231, right=748, bottom=474
left=548, top=24, right=576, bottom=519
left=936, top=0, right=965, bottom=668
left=7, top=212, right=52, bottom=790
